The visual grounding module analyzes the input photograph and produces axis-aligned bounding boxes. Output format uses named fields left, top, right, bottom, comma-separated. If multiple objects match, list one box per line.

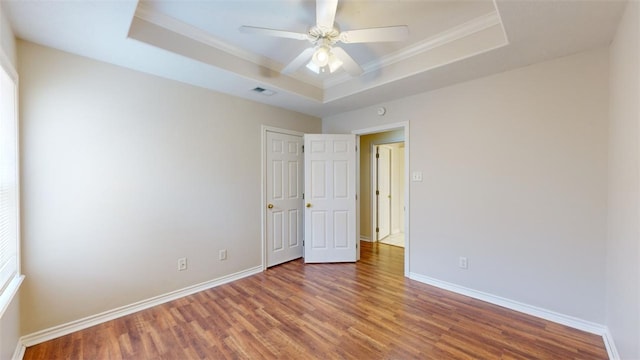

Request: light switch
left=412, top=171, right=423, bottom=182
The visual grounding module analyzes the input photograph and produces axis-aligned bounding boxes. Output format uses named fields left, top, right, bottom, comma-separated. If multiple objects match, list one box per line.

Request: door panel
left=266, top=131, right=303, bottom=267
left=304, top=134, right=356, bottom=263
left=288, top=209, right=301, bottom=248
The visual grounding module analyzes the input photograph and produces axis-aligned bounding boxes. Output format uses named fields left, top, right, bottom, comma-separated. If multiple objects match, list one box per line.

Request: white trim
left=0, top=47, right=22, bottom=320
left=602, top=327, right=620, bottom=360
left=352, top=121, right=410, bottom=276
left=20, top=266, right=262, bottom=347
left=409, top=272, right=608, bottom=336
left=361, top=12, right=500, bottom=74
left=371, top=142, right=377, bottom=242
left=133, top=4, right=322, bottom=89
left=359, top=235, right=372, bottom=242
left=134, top=4, right=275, bottom=71
left=325, top=12, right=503, bottom=88
left=356, top=135, right=361, bottom=261
left=0, top=275, right=23, bottom=319
left=410, top=272, right=620, bottom=359
left=11, top=341, right=25, bottom=360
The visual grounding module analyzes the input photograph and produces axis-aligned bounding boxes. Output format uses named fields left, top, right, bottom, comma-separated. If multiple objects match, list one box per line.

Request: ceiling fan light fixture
left=328, top=53, right=343, bottom=73
left=312, top=46, right=331, bottom=67
left=306, top=61, right=320, bottom=73
left=240, top=0, right=409, bottom=77
left=306, top=51, right=343, bottom=74
left=308, top=46, right=343, bottom=74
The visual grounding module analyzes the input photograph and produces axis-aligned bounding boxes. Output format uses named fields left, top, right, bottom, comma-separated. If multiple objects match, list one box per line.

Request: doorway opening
left=373, top=142, right=405, bottom=248
left=353, top=122, right=409, bottom=276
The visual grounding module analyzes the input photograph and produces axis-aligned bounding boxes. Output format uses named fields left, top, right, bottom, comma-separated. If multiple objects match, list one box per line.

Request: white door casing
left=304, top=134, right=357, bottom=263
left=266, top=131, right=304, bottom=267
left=377, top=146, right=391, bottom=240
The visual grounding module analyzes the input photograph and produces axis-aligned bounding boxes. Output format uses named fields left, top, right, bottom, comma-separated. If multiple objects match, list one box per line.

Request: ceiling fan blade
left=282, top=47, right=316, bottom=74
left=331, top=47, right=363, bottom=76
left=316, top=0, right=338, bottom=30
left=239, top=26, right=309, bottom=41
left=340, top=25, right=409, bottom=43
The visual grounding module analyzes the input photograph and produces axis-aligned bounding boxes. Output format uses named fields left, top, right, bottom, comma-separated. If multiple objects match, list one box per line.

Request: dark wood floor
left=24, top=241, right=608, bottom=359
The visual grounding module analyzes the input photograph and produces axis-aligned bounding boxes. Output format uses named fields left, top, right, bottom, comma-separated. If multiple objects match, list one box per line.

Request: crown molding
left=132, top=3, right=323, bottom=88
left=132, top=3, right=504, bottom=95
left=324, top=11, right=503, bottom=88
left=134, top=3, right=268, bottom=67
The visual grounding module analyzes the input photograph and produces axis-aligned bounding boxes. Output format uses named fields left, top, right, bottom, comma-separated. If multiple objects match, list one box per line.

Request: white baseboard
left=15, top=266, right=620, bottom=360
left=360, top=235, right=372, bottom=242
left=408, top=272, right=618, bottom=359
left=20, top=266, right=263, bottom=347
left=12, top=340, right=25, bottom=360
left=602, top=327, right=620, bottom=360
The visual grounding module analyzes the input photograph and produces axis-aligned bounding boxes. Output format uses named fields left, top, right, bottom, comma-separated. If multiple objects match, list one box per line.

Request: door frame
left=261, top=126, right=305, bottom=270
left=352, top=121, right=410, bottom=276
left=371, top=143, right=399, bottom=242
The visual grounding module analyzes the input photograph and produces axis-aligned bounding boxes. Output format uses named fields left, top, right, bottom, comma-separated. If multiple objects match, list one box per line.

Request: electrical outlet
left=459, top=256, right=468, bottom=269
left=219, top=249, right=227, bottom=261
left=178, top=257, right=187, bottom=271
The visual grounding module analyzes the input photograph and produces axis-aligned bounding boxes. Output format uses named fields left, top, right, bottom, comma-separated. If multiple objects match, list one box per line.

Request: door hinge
left=376, top=190, right=380, bottom=195
left=302, top=192, right=305, bottom=199
left=303, top=240, right=305, bottom=246
left=376, top=227, right=380, bottom=232
left=302, top=145, right=304, bottom=153
left=376, top=153, right=380, bottom=158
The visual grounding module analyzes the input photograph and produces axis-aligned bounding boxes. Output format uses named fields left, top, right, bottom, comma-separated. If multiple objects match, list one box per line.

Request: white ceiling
left=3, top=0, right=628, bottom=118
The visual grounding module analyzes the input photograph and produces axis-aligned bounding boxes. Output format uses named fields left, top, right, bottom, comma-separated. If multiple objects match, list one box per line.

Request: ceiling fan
left=239, top=0, right=409, bottom=76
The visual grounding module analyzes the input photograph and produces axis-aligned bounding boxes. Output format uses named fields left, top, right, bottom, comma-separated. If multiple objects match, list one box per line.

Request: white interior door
left=304, top=134, right=357, bottom=263
left=377, top=146, right=391, bottom=240
left=266, top=131, right=303, bottom=267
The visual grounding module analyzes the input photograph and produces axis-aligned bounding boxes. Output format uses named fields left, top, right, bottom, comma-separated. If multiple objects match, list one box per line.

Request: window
left=0, top=51, right=21, bottom=316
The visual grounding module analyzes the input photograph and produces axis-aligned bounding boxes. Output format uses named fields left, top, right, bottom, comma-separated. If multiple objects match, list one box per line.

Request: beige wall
left=324, top=48, right=609, bottom=323
left=358, top=131, right=404, bottom=240
left=0, top=3, right=21, bottom=359
left=18, top=41, right=321, bottom=334
left=606, top=1, right=640, bottom=358
left=10, top=6, right=638, bottom=355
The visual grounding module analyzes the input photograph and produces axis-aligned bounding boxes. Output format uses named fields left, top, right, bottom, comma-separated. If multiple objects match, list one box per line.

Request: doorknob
left=267, top=204, right=274, bottom=209
left=306, top=203, right=312, bottom=208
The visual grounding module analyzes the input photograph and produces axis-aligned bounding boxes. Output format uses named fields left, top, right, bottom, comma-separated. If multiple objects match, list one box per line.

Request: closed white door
left=266, top=131, right=303, bottom=267
left=377, top=146, right=391, bottom=240
left=304, top=134, right=357, bottom=263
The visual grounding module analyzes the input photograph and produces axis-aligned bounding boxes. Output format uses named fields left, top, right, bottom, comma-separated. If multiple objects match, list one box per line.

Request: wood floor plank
left=23, top=241, right=608, bottom=359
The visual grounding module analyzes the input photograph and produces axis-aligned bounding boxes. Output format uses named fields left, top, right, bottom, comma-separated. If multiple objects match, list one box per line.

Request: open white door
left=266, top=131, right=304, bottom=267
left=304, top=134, right=357, bottom=263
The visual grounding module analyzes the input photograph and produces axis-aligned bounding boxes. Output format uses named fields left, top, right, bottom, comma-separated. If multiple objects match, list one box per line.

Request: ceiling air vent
left=251, top=87, right=276, bottom=96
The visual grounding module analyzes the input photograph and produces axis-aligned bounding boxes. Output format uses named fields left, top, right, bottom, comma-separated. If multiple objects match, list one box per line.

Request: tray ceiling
left=3, top=0, right=628, bottom=117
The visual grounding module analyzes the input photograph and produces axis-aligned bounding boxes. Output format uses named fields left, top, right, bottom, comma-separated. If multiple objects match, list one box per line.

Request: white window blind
left=0, top=58, right=18, bottom=296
